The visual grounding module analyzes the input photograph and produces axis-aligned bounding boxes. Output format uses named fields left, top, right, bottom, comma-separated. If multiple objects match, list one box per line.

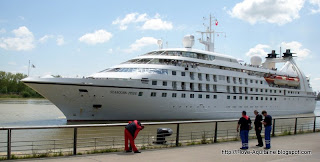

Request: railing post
left=175, top=124, right=180, bottom=147
left=73, top=128, right=77, bottom=155
left=7, top=129, right=11, bottom=160
left=294, top=118, right=298, bottom=134
left=214, top=122, right=218, bottom=143
left=314, top=116, right=316, bottom=132
left=272, top=119, right=275, bottom=137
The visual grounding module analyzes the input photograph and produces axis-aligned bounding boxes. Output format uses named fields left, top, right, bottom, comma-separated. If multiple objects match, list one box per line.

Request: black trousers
left=255, top=128, right=263, bottom=145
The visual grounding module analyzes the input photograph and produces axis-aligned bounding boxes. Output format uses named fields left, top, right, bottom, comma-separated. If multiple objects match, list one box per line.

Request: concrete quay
left=16, top=132, right=320, bottom=162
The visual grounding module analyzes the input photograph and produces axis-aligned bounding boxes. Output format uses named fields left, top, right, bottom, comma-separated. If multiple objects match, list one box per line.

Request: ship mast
left=198, top=14, right=225, bottom=52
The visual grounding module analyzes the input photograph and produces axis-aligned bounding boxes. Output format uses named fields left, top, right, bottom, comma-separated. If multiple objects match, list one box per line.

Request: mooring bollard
left=314, top=116, right=316, bottom=132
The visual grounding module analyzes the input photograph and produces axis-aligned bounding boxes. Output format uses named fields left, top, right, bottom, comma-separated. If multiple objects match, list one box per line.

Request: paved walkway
left=17, top=132, right=320, bottom=162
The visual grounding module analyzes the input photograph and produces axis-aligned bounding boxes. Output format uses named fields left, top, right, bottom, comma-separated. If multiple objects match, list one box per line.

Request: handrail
left=1, top=115, right=319, bottom=130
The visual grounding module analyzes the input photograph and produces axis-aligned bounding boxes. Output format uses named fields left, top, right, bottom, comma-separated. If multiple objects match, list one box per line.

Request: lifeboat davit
left=287, top=77, right=300, bottom=87
left=274, top=76, right=288, bottom=86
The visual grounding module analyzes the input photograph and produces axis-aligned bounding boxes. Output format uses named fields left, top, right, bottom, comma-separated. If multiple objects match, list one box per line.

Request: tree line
left=0, top=71, right=43, bottom=98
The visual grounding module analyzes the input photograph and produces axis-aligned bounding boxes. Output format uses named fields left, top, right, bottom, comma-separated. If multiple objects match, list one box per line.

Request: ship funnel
left=182, top=35, right=195, bottom=48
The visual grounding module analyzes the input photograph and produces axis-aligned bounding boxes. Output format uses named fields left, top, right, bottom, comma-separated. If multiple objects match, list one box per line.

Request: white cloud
left=246, top=44, right=271, bottom=57
left=56, top=35, right=65, bottom=46
left=314, top=78, right=320, bottom=81
left=107, top=48, right=113, bottom=54
left=39, top=35, right=54, bottom=43
left=229, top=0, right=305, bottom=25
left=0, top=26, right=35, bottom=51
left=112, top=13, right=173, bottom=30
left=141, top=18, right=173, bottom=30
left=0, top=28, right=6, bottom=34
left=79, top=29, right=112, bottom=45
left=280, top=41, right=311, bottom=60
left=309, top=0, right=320, bottom=14
left=124, top=37, right=158, bottom=53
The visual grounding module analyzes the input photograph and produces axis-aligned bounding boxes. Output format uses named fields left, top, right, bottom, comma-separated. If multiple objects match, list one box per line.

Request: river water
left=0, top=99, right=319, bottom=155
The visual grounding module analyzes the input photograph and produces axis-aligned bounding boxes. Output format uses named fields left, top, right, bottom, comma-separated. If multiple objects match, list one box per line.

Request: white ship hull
left=23, top=77, right=316, bottom=121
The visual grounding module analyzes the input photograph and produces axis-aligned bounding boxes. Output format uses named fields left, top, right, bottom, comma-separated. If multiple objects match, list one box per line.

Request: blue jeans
left=240, top=130, right=249, bottom=149
left=265, top=126, right=271, bottom=148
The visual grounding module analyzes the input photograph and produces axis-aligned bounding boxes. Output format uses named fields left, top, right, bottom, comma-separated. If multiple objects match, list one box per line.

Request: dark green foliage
left=0, top=71, right=43, bottom=98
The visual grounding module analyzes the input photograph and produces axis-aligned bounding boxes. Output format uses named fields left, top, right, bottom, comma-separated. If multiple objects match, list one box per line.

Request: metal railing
left=0, top=116, right=319, bottom=160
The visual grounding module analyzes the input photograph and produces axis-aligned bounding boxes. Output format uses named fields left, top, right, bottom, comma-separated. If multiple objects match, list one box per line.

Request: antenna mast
left=197, top=14, right=225, bottom=52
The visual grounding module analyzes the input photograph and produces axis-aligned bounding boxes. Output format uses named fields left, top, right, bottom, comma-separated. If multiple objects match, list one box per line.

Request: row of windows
left=227, top=95, right=277, bottom=101
left=145, top=51, right=220, bottom=62
left=152, top=80, right=284, bottom=94
left=105, top=68, right=168, bottom=74
left=149, top=92, right=218, bottom=99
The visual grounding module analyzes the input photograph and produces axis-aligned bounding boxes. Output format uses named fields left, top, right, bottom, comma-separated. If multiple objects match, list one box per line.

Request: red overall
left=124, top=120, right=142, bottom=152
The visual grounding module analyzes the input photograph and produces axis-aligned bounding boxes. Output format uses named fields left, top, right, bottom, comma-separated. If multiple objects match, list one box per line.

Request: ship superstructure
left=22, top=16, right=316, bottom=121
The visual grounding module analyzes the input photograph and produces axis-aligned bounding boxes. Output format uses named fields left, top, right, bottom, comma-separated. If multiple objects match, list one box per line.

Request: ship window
left=151, top=92, right=156, bottom=97
left=219, top=75, right=225, bottom=80
left=256, top=89, right=258, bottom=92
left=256, top=80, right=258, bottom=84
left=138, top=92, right=143, bottom=96
left=93, top=104, right=102, bottom=109
left=270, top=97, right=273, bottom=101
left=152, top=81, right=157, bottom=85
left=181, top=93, right=186, bottom=98
left=163, top=81, right=167, bottom=86
left=213, top=95, right=217, bottom=99
left=79, top=89, right=88, bottom=92
left=261, top=89, right=263, bottom=92
left=162, top=93, right=167, bottom=97
left=266, top=97, right=268, bottom=100
left=239, top=96, right=243, bottom=100
left=251, top=97, right=253, bottom=100
left=181, top=72, right=186, bottom=76
left=233, top=96, right=236, bottom=100
left=265, top=89, right=268, bottom=93
left=280, top=90, right=282, bottom=93
left=274, top=90, right=276, bottom=93
left=213, top=75, right=217, bottom=82
left=198, top=84, right=202, bottom=91
left=190, top=94, right=194, bottom=98
left=260, top=81, right=263, bottom=84
left=172, top=71, right=176, bottom=75
left=245, top=96, right=248, bottom=100
left=198, top=73, right=202, bottom=80
left=250, top=80, right=253, bottom=83
left=198, top=94, right=202, bottom=98
left=275, top=98, right=277, bottom=101
left=261, top=97, right=263, bottom=100
left=270, top=90, right=272, bottom=93
left=172, top=93, right=177, bottom=98
left=250, top=88, right=253, bottom=92
left=227, top=95, right=230, bottom=99
left=256, top=97, right=259, bottom=100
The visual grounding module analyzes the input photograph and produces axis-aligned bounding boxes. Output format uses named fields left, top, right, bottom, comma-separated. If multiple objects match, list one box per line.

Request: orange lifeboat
left=264, top=76, right=275, bottom=84
left=287, top=77, right=300, bottom=87
left=274, top=76, right=288, bottom=86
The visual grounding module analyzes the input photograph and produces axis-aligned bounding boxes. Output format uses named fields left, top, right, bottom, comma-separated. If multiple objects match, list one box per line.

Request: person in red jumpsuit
left=124, top=120, right=144, bottom=153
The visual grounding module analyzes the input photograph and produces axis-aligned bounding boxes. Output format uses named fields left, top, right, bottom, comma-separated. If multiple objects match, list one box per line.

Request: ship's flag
left=215, top=20, right=218, bottom=26
left=32, top=64, right=36, bottom=68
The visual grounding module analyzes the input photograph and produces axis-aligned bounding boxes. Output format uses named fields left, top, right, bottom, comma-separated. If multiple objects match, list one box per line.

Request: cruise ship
left=22, top=18, right=317, bottom=121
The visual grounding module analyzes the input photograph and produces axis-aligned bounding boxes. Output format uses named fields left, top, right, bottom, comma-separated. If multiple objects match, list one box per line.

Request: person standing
left=262, top=110, right=272, bottom=149
left=124, top=120, right=144, bottom=153
left=237, top=111, right=252, bottom=150
left=254, top=110, right=263, bottom=147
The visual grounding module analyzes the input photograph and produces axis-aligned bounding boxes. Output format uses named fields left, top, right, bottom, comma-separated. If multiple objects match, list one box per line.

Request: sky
left=0, top=0, right=320, bottom=91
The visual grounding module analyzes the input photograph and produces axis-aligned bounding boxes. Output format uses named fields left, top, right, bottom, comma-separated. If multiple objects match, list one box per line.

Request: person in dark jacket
left=237, top=111, right=252, bottom=150
left=254, top=110, right=263, bottom=147
left=262, top=110, right=272, bottom=149
left=124, top=120, right=144, bottom=153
